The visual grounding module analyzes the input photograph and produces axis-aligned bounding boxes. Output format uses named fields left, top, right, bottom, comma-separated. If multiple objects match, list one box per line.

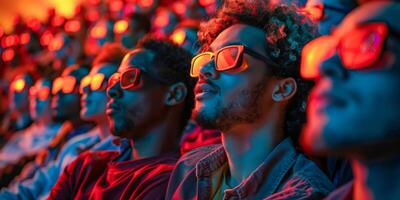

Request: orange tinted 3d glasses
left=79, top=73, right=107, bottom=94
left=29, top=86, right=51, bottom=100
left=190, top=45, right=278, bottom=77
left=108, top=67, right=171, bottom=90
left=301, top=22, right=390, bottom=79
left=52, top=76, right=78, bottom=95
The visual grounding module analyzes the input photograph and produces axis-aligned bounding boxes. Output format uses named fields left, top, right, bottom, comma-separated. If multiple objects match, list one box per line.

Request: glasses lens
left=301, top=36, right=337, bottom=79
left=37, top=87, right=50, bottom=100
left=29, top=87, right=37, bottom=96
left=340, top=23, right=387, bottom=70
left=216, top=46, right=241, bottom=71
left=120, top=69, right=139, bottom=89
left=62, top=76, right=77, bottom=94
left=91, top=74, right=105, bottom=91
left=52, top=78, right=63, bottom=95
left=80, top=76, right=92, bottom=94
left=191, top=53, right=213, bottom=77
left=13, top=79, right=26, bottom=92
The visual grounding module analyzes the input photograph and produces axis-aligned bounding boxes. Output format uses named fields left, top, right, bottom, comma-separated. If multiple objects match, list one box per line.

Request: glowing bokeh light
left=171, top=30, right=186, bottom=45
left=114, top=20, right=129, bottom=34
left=199, top=0, right=215, bottom=7
left=65, top=20, right=81, bottom=33
left=2, top=48, right=15, bottom=62
left=91, top=24, right=107, bottom=38
left=20, top=32, right=30, bottom=45
left=13, top=78, right=26, bottom=92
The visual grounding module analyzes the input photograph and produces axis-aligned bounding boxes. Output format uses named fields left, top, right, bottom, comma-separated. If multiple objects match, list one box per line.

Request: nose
left=198, top=59, right=218, bottom=80
left=107, top=81, right=122, bottom=99
left=318, top=52, right=348, bottom=80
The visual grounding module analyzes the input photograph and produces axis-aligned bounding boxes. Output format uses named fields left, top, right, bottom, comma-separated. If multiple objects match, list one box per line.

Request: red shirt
left=48, top=150, right=178, bottom=200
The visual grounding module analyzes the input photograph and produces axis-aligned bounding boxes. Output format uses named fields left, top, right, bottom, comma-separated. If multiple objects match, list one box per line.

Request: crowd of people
left=0, top=0, right=399, bottom=199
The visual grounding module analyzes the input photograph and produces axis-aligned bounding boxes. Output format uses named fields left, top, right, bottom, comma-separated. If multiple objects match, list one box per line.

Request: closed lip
left=106, top=100, right=121, bottom=115
left=309, top=89, right=346, bottom=111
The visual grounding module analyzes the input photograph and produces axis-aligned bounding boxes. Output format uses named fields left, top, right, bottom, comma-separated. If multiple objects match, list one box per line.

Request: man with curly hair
left=48, top=37, right=195, bottom=199
left=166, top=0, right=333, bottom=199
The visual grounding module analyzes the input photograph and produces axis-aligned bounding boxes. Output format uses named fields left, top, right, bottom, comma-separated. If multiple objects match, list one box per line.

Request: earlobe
left=271, top=77, right=297, bottom=102
left=164, top=82, right=188, bottom=106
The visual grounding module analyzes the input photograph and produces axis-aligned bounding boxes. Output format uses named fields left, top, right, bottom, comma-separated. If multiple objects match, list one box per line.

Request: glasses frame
left=190, top=44, right=278, bottom=77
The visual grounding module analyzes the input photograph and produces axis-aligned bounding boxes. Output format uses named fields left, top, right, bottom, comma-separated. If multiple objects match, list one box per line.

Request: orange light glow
left=65, top=20, right=81, bottom=33
left=171, top=30, right=186, bottom=45
left=91, top=24, right=107, bottom=38
left=2, top=35, right=19, bottom=48
left=40, top=31, right=53, bottom=46
left=173, top=2, right=187, bottom=15
left=303, top=4, right=324, bottom=21
left=154, top=13, right=169, bottom=27
left=110, top=0, right=124, bottom=12
left=86, top=10, right=100, bottom=22
left=138, top=0, right=154, bottom=8
left=27, top=19, right=41, bottom=32
left=114, top=20, right=129, bottom=34
left=52, top=16, right=65, bottom=27
left=13, top=79, right=26, bottom=92
left=199, top=0, right=215, bottom=6
left=20, top=32, right=31, bottom=45
left=2, top=48, right=15, bottom=62
left=48, top=37, right=64, bottom=51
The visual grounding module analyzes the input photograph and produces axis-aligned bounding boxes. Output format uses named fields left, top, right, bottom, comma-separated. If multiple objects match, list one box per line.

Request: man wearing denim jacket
left=166, top=1, right=333, bottom=199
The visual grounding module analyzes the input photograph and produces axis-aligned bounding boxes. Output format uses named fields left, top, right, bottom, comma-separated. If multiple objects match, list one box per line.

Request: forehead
left=90, top=63, right=118, bottom=77
left=118, top=49, right=155, bottom=72
left=335, top=2, right=400, bottom=36
left=209, top=24, right=268, bottom=55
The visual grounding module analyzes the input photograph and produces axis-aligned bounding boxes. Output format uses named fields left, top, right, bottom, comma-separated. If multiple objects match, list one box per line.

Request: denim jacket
left=166, top=138, right=333, bottom=200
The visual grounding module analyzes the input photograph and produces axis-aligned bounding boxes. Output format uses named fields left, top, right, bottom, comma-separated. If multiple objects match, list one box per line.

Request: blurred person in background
left=114, top=13, right=151, bottom=49
left=151, top=7, right=179, bottom=38
left=0, top=43, right=127, bottom=199
left=0, top=78, right=61, bottom=168
left=49, top=37, right=194, bottom=200
left=300, top=1, right=400, bottom=200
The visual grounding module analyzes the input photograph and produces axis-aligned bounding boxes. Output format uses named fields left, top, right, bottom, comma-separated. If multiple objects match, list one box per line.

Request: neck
left=352, top=156, right=400, bottom=200
left=222, top=106, right=285, bottom=185
left=130, top=113, right=180, bottom=160
left=98, top=118, right=111, bottom=139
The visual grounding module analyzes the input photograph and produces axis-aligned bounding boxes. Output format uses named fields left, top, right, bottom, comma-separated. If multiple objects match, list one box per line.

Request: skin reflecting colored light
left=65, top=20, right=81, bottom=33
left=114, top=20, right=129, bottom=34
left=171, top=30, right=186, bottom=45
left=199, top=0, right=216, bottom=7
left=91, top=25, right=107, bottom=38
left=20, top=33, right=31, bottom=45
left=13, top=79, right=26, bottom=92
left=2, top=48, right=15, bottom=62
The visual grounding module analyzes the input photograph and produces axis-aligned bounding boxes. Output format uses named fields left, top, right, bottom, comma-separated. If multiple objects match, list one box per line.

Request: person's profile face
left=301, top=2, right=400, bottom=157
left=80, top=64, right=117, bottom=122
left=192, top=24, right=276, bottom=132
left=106, top=49, right=168, bottom=138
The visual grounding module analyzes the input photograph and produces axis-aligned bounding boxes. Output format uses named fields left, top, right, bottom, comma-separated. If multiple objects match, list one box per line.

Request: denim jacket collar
left=194, top=138, right=298, bottom=199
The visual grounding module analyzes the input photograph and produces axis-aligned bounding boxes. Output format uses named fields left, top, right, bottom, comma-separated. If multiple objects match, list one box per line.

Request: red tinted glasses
left=108, top=68, right=142, bottom=90
left=80, top=73, right=107, bottom=94
left=301, top=22, right=389, bottom=79
left=191, top=45, right=278, bottom=77
left=52, top=76, right=78, bottom=95
left=29, top=86, right=51, bottom=101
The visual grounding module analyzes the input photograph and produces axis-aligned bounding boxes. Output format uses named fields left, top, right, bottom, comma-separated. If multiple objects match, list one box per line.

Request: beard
left=109, top=105, right=143, bottom=139
left=193, top=81, right=267, bottom=132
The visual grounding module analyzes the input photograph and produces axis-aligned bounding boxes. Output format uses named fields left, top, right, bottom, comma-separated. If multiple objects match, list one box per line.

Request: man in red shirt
left=48, top=37, right=194, bottom=200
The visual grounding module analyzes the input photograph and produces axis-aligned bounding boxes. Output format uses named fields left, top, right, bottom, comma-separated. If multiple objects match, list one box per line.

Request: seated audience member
left=303, top=0, right=356, bottom=35
left=0, top=73, right=36, bottom=145
left=0, top=43, right=126, bottom=199
left=48, top=37, right=194, bottom=200
left=0, top=78, right=62, bottom=168
left=300, top=1, right=400, bottom=200
left=166, top=1, right=333, bottom=199
left=170, top=20, right=201, bottom=56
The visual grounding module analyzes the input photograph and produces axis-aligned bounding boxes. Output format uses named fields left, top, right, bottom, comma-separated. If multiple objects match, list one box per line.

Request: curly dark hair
left=136, top=36, right=196, bottom=134
left=198, top=0, right=318, bottom=143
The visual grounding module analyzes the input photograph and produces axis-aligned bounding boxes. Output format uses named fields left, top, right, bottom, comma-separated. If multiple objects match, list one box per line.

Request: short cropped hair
left=136, top=36, right=195, bottom=133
